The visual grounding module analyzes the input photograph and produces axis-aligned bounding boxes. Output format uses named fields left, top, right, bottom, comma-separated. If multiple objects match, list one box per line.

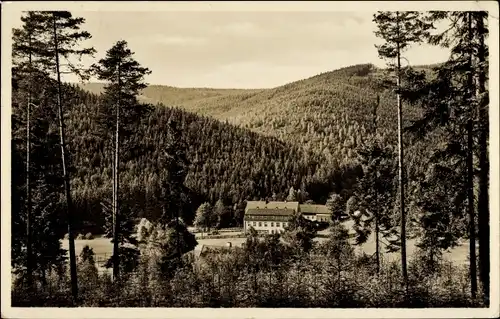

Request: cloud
left=212, top=21, right=264, bottom=37
left=149, top=35, right=207, bottom=46
left=59, top=11, right=450, bottom=88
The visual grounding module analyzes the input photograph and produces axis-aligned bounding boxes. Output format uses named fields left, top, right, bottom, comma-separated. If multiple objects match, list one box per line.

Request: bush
left=76, top=233, right=85, bottom=240
left=84, top=232, right=94, bottom=240
left=11, top=232, right=482, bottom=308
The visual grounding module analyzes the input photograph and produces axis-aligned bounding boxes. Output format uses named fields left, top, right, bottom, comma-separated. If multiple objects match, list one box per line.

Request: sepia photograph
left=1, top=1, right=499, bottom=318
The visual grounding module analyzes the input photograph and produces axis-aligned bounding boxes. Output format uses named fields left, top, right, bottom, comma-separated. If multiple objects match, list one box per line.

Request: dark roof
left=244, top=201, right=268, bottom=210
left=245, top=208, right=295, bottom=216
left=299, top=204, right=330, bottom=215
left=245, top=201, right=299, bottom=212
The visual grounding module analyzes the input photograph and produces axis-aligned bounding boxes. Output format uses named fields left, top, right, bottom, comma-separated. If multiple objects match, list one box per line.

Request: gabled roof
left=265, top=201, right=299, bottom=211
left=245, top=208, right=295, bottom=216
left=299, top=204, right=330, bottom=215
left=245, top=201, right=299, bottom=212
left=245, top=201, right=268, bottom=211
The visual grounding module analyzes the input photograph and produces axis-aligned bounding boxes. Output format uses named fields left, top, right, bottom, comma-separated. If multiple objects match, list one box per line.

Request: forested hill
left=12, top=76, right=360, bottom=233
left=79, top=63, right=433, bottom=167
left=68, top=63, right=441, bottom=232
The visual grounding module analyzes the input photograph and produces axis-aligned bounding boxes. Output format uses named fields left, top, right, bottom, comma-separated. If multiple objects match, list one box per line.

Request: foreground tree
left=373, top=10, right=432, bottom=291
left=146, top=220, right=198, bottom=278
left=349, top=138, right=399, bottom=273
left=12, top=11, right=95, bottom=301
left=282, top=212, right=317, bottom=259
left=472, top=11, right=490, bottom=305
left=12, top=11, right=42, bottom=290
left=92, top=40, right=151, bottom=280
left=406, top=11, right=489, bottom=301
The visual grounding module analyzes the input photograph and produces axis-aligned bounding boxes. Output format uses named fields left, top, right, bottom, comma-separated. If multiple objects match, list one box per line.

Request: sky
left=11, top=10, right=452, bottom=89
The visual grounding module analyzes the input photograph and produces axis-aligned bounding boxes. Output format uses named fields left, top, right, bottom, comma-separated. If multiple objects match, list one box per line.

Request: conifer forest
left=7, top=8, right=495, bottom=310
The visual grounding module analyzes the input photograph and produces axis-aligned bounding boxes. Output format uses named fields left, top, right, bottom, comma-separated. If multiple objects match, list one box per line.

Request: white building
left=299, top=204, right=331, bottom=223
left=243, top=201, right=299, bottom=234
left=243, top=201, right=331, bottom=234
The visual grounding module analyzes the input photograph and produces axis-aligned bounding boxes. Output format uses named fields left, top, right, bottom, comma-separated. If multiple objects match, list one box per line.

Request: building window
left=259, top=222, right=262, bottom=227
left=264, top=222, right=268, bottom=227
left=271, top=222, right=274, bottom=227
left=276, top=222, right=280, bottom=227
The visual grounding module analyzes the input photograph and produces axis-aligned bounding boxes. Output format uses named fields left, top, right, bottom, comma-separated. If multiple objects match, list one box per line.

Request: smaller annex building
left=243, top=201, right=331, bottom=234
left=299, top=204, right=331, bottom=223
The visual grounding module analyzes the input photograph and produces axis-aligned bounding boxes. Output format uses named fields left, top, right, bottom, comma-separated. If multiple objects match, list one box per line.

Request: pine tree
left=154, top=118, right=191, bottom=263
left=349, top=138, right=399, bottom=273
left=286, top=186, right=297, bottom=202
left=12, top=11, right=40, bottom=290
left=373, top=11, right=432, bottom=292
left=47, top=11, right=95, bottom=300
left=326, top=193, right=349, bottom=223
left=92, top=40, right=151, bottom=280
left=474, top=11, right=489, bottom=305
left=407, top=11, right=489, bottom=300
left=150, top=118, right=190, bottom=224
left=148, top=220, right=197, bottom=278
left=214, top=199, right=226, bottom=229
left=11, top=67, right=68, bottom=290
left=282, top=212, right=317, bottom=258
left=12, top=11, right=95, bottom=300
left=464, top=12, right=478, bottom=299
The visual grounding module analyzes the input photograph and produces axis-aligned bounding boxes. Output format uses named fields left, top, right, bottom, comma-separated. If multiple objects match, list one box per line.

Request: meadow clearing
left=61, top=227, right=472, bottom=267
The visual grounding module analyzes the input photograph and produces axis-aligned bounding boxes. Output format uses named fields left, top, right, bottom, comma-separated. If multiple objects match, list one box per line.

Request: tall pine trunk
left=475, top=12, right=489, bottom=305
left=466, top=12, right=477, bottom=299
left=26, top=30, right=33, bottom=289
left=113, top=63, right=121, bottom=280
left=52, top=13, right=78, bottom=301
left=395, top=12, right=408, bottom=292
left=374, top=95, right=380, bottom=274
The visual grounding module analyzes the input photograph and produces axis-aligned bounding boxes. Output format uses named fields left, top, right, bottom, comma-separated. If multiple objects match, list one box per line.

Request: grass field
left=61, top=228, right=470, bottom=266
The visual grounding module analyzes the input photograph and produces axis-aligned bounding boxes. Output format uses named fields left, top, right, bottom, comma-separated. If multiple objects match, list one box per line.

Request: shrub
left=77, top=246, right=99, bottom=301
left=84, top=232, right=94, bottom=240
left=76, top=233, right=85, bottom=240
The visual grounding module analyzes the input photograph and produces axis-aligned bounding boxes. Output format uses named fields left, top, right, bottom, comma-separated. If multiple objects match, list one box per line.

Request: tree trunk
left=466, top=12, right=477, bottom=299
left=113, top=63, right=121, bottom=280
left=52, top=13, right=78, bottom=302
left=475, top=12, right=489, bottom=306
left=26, top=30, right=33, bottom=289
left=374, top=94, right=380, bottom=274
left=395, top=11, right=408, bottom=292
left=375, top=210, right=380, bottom=274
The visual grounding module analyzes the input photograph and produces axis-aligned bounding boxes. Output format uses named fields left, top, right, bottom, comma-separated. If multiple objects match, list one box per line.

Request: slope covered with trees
left=14, top=74, right=359, bottom=235
left=80, top=63, right=435, bottom=170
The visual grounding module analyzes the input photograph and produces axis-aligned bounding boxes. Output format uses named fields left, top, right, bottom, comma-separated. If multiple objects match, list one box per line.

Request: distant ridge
left=76, top=62, right=441, bottom=168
